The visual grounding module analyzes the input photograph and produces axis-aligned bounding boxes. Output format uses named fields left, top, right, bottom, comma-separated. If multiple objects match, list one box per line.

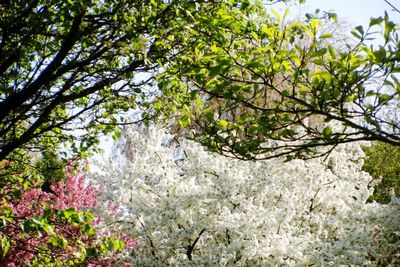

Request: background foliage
left=363, top=142, right=400, bottom=204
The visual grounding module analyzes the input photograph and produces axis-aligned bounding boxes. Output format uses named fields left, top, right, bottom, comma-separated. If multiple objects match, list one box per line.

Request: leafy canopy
left=153, top=0, right=400, bottom=160
left=0, top=0, right=227, bottom=163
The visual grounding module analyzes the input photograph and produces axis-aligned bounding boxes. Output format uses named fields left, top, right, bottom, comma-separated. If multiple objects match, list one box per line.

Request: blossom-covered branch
left=90, top=126, right=400, bottom=265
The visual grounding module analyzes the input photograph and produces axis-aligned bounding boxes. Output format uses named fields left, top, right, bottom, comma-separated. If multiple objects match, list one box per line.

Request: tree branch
left=0, top=13, right=84, bottom=122
left=186, top=228, right=206, bottom=260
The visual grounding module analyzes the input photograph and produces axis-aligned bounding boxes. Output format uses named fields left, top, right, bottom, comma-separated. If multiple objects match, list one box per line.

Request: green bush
left=363, top=142, right=400, bottom=203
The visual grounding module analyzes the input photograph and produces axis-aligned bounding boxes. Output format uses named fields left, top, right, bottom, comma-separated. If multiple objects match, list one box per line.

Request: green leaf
left=270, top=8, right=281, bottom=23
left=240, top=0, right=251, bottom=11
left=385, top=20, right=396, bottom=41
left=21, top=220, right=34, bottom=233
left=246, top=59, right=264, bottom=68
left=369, top=16, right=383, bottom=27
left=81, top=224, right=95, bottom=236
left=351, top=31, right=362, bottom=40
left=378, top=94, right=391, bottom=104
left=178, top=116, right=191, bottom=128
left=328, top=46, right=336, bottom=58
left=313, top=48, right=327, bottom=57
left=355, top=25, right=364, bottom=36
left=345, top=94, right=356, bottom=102
left=322, top=127, right=333, bottom=139
left=319, top=33, right=332, bottom=39
left=48, top=236, right=68, bottom=248
left=219, top=119, right=228, bottom=128
left=281, top=129, right=295, bottom=138
left=0, top=234, right=10, bottom=257
left=86, top=247, right=97, bottom=257
left=373, top=48, right=386, bottom=63
left=319, top=72, right=331, bottom=81
left=63, top=209, right=75, bottom=219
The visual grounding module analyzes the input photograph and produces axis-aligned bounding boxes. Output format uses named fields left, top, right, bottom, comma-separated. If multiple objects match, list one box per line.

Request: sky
left=302, top=0, right=398, bottom=26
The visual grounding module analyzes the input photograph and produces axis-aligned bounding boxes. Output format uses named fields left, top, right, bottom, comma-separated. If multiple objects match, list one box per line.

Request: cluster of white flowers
left=89, top=126, right=400, bottom=266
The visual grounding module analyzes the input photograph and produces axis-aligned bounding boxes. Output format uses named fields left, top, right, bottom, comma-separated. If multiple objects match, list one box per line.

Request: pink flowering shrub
left=0, top=165, right=136, bottom=266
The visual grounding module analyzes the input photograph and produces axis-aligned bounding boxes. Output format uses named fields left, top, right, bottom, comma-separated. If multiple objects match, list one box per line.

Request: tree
left=0, top=0, right=239, bottom=163
left=0, top=0, right=298, bottom=263
left=153, top=1, right=400, bottom=160
left=90, top=126, right=400, bottom=265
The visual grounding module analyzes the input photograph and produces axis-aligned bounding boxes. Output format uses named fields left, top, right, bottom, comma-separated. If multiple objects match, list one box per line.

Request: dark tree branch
left=186, top=228, right=206, bottom=261
left=0, top=13, right=84, bottom=122
left=384, top=0, right=400, bottom=13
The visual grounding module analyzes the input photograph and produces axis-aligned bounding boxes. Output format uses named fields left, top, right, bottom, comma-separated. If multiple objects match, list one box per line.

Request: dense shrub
left=363, top=142, right=400, bottom=204
left=0, top=157, right=135, bottom=266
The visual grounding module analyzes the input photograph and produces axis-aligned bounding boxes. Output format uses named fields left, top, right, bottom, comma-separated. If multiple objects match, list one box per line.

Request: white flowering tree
left=89, top=126, right=400, bottom=266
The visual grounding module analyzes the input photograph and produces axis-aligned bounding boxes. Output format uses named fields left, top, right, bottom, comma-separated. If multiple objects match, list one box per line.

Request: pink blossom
left=1, top=167, right=134, bottom=266
left=117, top=232, right=137, bottom=249
left=107, top=203, right=119, bottom=214
left=50, top=172, right=97, bottom=210
left=92, top=216, right=103, bottom=226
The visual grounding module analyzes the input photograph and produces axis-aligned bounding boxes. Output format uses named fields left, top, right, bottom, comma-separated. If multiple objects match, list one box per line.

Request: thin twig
left=384, top=0, right=400, bottom=13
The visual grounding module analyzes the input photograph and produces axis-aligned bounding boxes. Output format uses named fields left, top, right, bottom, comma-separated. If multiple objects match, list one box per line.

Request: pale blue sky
left=303, top=0, right=398, bottom=26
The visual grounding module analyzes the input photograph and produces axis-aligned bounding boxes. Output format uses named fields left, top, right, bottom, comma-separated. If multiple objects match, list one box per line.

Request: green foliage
left=35, top=151, right=66, bottom=183
left=363, top=142, right=400, bottom=204
left=153, top=3, right=400, bottom=160
left=0, top=0, right=223, bottom=164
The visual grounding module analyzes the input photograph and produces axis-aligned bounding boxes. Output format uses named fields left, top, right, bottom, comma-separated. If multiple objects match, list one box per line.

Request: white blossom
left=89, top=126, right=400, bottom=266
